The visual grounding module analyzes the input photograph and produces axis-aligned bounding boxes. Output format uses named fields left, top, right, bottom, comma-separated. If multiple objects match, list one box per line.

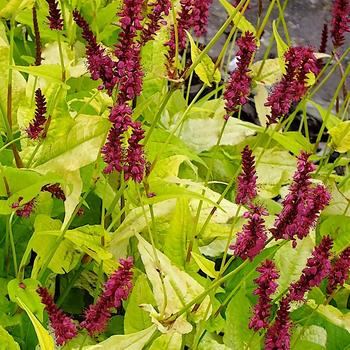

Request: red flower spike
left=37, top=287, right=77, bottom=345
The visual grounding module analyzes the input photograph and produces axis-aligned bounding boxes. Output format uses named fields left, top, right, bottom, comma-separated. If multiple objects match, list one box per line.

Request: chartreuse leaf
left=7, top=278, right=44, bottom=320
left=274, top=235, right=314, bottom=292
left=328, top=120, right=350, bottom=153
left=12, top=64, right=63, bottom=83
left=219, top=0, right=256, bottom=35
left=149, top=332, right=182, bottom=350
left=319, top=215, right=350, bottom=253
left=273, top=20, right=288, bottom=72
left=164, top=199, right=194, bottom=269
left=15, top=297, right=55, bottom=350
left=308, top=100, right=340, bottom=129
left=223, top=285, right=260, bottom=349
left=251, top=58, right=282, bottom=85
left=0, top=326, right=20, bottom=349
left=138, top=235, right=211, bottom=326
left=124, top=274, right=155, bottom=334
left=187, top=31, right=221, bottom=87
left=33, top=115, right=110, bottom=172
left=191, top=252, right=218, bottom=279
left=0, top=0, right=34, bottom=18
left=82, top=325, right=157, bottom=350
left=307, top=300, right=350, bottom=332
left=291, top=325, right=327, bottom=350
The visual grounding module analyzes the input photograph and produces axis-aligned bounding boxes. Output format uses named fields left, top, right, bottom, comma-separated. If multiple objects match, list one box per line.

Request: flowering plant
left=0, top=0, right=350, bottom=349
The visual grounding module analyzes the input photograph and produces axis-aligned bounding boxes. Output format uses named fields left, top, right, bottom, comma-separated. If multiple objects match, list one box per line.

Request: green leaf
left=328, top=120, right=350, bottom=153
left=7, top=278, right=44, bottom=320
left=149, top=333, right=182, bottom=350
left=33, top=115, right=110, bottom=172
left=81, top=326, right=157, bottom=350
left=0, top=0, right=34, bottom=18
left=179, top=100, right=255, bottom=153
left=219, top=0, right=257, bottom=35
left=255, top=147, right=296, bottom=198
left=307, top=300, right=350, bottom=333
left=15, top=296, right=55, bottom=350
left=124, top=274, right=155, bottom=334
left=308, top=100, right=340, bottom=129
left=191, top=252, right=218, bottom=279
left=319, top=216, right=350, bottom=253
left=223, top=285, right=260, bottom=349
left=187, top=31, right=221, bottom=86
left=138, top=235, right=211, bottom=325
left=164, top=199, right=194, bottom=269
left=0, top=326, right=20, bottom=350
left=291, top=325, right=327, bottom=350
left=273, top=21, right=288, bottom=72
left=274, top=236, right=314, bottom=292
left=12, top=64, right=63, bottom=83
left=252, top=58, right=282, bottom=85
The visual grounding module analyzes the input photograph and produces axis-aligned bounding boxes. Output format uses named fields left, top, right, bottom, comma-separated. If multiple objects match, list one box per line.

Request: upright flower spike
left=45, top=0, right=63, bottom=30
left=81, top=258, right=134, bottom=335
left=230, top=205, right=268, bottom=261
left=264, top=297, right=292, bottom=350
left=192, top=0, right=213, bottom=37
left=32, top=6, right=42, bottom=66
left=223, top=32, right=257, bottom=118
left=330, top=0, right=350, bottom=48
left=37, top=287, right=77, bottom=345
left=235, top=145, right=257, bottom=205
left=327, top=246, right=350, bottom=295
left=270, top=152, right=331, bottom=246
left=319, top=23, right=329, bottom=53
left=73, top=10, right=117, bottom=94
left=265, top=47, right=319, bottom=124
left=249, top=260, right=280, bottom=331
left=141, top=0, right=171, bottom=45
left=165, top=0, right=194, bottom=76
left=26, top=88, right=47, bottom=140
left=289, top=236, right=333, bottom=302
left=114, top=0, right=144, bottom=103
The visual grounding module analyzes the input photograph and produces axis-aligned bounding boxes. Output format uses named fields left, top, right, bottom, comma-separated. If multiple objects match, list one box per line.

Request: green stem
left=8, top=213, right=18, bottom=275
left=0, top=136, right=27, bottom=154
left=57, top=32, right=66, bottom=82
left=78, top=333, right=88, bottom=350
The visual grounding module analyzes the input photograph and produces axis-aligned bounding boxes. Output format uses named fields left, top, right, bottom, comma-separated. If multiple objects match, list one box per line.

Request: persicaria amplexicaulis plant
left=3, top=1, right=350, bottom=349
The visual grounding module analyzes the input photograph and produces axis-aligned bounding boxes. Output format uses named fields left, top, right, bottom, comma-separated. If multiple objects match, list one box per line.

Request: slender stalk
left=57, top=32, right=66, bottom=82
left=8, top=213, right=17, bottom=275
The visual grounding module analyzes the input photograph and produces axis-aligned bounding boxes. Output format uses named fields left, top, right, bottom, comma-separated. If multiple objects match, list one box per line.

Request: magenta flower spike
left=271, top=152, right=331, bottom=246
left=45, top=0, right=63, bottom=30
left=230, top=205, right=268, bottom=261
left=73, top=10, right=117, bottom=94
left=265, top=47, right=319, bottom=124
left=319, top=23, right=329, bottom=53
left=235, top=145, right=257, bottom=205
left=12, top=198, right=36, bottom=218
left=114, top=0, right=144, bottom=104
left=223, top=32, right=257, bottom=118
left=330, top=0, right=350, bottom=48
left=327, top=246, right=350, bottom=295
left=37, top=287, right=77, bottom=345
left=289, top=236, right=333, bottom=302
left=26, top=88, right=47, bottom=140
left=141, top=0, right=171, bottom=44
left=264, top=297, right=292, bottom=350
left=192, top=0, right=213, bottom=37
left=249, top=260, right=280, bottom=331
left=81, top=258, right=134, bottom=335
